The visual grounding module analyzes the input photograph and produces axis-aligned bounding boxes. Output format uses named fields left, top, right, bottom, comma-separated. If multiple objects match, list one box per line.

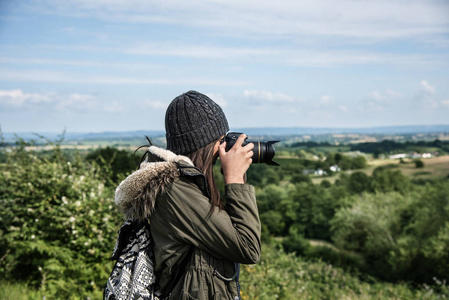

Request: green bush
left=330, top=184, right=449, bottom=283
left=304, top=245, right=366, bottom=272
left=415, top=159, right=425, bottom=168
left=281, top=227, right=310, bottom=255
left=240, top=242, right=448, bottom=300
left=0, top=142, right=121, bottom=299
left=370, top=167, right=410, bottom=194
left=85, top=146, right=136, bottom=185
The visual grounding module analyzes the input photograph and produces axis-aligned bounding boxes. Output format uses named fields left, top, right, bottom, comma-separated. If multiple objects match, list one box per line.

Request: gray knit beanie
left=165, top=90, right=229, bottom=154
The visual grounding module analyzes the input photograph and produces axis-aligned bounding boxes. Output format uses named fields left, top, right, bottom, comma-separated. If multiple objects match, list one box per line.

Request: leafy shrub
left=0, top=142, right=121, bottom=299
left=347, top=171, right=371, bottom=194
left=290, top=174, right=311, bottom=184
left=304, top=244, right=366, bottom=272
left=330, top=184, right=449, bottom=283
left=240, top=242, right=448, bottom=300
left=281, top=227, right=310, bottom=255
left=85, top=146, right=136, bottom=185
left=415, top=159, right=425, bottom=168
left=370, top=167, right=410, bottom=194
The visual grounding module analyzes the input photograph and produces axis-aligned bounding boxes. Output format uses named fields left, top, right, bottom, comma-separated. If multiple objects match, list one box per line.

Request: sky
left=0, top=0, right=448, bottom=133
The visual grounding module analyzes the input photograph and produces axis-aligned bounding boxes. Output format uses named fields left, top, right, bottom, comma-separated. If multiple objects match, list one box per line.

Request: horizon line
left=2, top=124, right=449, bottom=135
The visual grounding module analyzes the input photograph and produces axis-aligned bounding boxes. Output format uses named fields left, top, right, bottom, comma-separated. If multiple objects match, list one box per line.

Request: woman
left=115, top=91, right=261, bottom=299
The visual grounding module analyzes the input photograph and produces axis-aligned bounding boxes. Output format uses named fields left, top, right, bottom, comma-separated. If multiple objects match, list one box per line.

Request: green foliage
left=2, top=138, right=449, bottom=298
left=370, top=167, right=410, bottom=194
left=415, top=159, right=425, bottom=168
left=350, top=139, right=449, bottom=155
left=338, top=167, right=411, bottom=195
left=330, top=184, right=449, bottom=283
left=0, top=141, right=121, bottom=299
left=0, top=282, right=37, bottom=300
left=257, top=184, right=290, bottom=235
left=326, top=153, right=367, bottom=171
left=331, top=192, right=408, bottom=257
left=240, top=242, right=448, bottom=300
left=290, top=174, right=311, bottom=184
left=254, top=158, right=448, bottom=285
left=304, top=245, right=366, bottom=272
left=347, top=171, right=371, bottom=194
left=4, top=243, right=447, bottom=300
left=288, top=183, right=339, bottom=240
left=281, top=227, right=310, bottom=255
left=85, top=146, right=136, bottom=185
left=257, top=181, right=345, bottom=240
left=247, top=154, right=366, bottom=188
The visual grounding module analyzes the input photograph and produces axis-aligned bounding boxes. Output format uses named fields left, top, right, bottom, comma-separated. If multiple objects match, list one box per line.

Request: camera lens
left=224, top=132, right=279, bottom=166
left=249, top=141, right=277, bottom=165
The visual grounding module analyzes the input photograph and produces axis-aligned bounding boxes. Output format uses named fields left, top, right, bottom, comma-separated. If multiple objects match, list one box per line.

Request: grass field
left=403, top=156, right=449, bottom=179
left=311, top=155, right=449, bottom=184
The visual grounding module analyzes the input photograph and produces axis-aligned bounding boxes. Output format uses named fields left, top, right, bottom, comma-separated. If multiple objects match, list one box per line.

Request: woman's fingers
left=219, top=134, right=254, bottom=184
left=243, top=141, right=254, bottom=151
left=218, top=141, right=227, bottom=156
left=234, top=134, right=248, bottom=148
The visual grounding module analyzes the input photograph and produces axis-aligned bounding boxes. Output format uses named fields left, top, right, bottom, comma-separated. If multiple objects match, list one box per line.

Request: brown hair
left=186, top=139, right=223, bottom=213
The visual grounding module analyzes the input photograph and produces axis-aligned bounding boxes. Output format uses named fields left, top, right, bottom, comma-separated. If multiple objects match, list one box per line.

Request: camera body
left=223, top=132, right=279, bottom=166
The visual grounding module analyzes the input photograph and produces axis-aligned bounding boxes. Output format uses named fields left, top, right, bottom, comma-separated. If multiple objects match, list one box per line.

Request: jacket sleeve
left=161, top=178, right=261, bottom=264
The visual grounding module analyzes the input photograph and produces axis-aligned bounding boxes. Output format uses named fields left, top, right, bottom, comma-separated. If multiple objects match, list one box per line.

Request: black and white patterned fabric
left=104, top=220, right=160, bottom=300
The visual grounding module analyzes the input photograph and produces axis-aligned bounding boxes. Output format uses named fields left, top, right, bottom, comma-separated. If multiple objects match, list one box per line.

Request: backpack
left=104, top=220, right=160, bottom=300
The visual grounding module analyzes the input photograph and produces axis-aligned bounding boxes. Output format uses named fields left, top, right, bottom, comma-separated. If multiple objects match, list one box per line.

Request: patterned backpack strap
left=104, top=220, right=159, bottom=300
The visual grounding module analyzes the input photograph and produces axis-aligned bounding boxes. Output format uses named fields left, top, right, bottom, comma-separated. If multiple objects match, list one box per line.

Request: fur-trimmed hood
left=115, top=146, right=194, bottom=222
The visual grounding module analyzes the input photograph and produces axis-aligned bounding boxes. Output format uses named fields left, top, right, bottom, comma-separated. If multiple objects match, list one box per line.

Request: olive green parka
left=115, top=146, right=261, bottom=300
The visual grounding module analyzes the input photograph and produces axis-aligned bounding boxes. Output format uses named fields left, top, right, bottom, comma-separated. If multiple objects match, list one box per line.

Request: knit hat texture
left=165, top=90, right=229, bottom=154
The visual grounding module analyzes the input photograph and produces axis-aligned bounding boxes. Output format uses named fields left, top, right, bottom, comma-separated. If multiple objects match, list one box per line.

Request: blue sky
left=1, top=0, right=448, bottom=133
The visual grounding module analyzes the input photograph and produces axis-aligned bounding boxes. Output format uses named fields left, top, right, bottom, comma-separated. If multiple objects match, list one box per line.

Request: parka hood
left=115, top=146, right=194, bottom=222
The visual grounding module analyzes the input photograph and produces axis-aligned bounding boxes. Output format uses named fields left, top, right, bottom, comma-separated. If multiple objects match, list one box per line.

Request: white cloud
left=369, top=89, right=402, bottom=102
left=320, top=95, right=334, bottom=105
left=363, top=89, right=403, bottom=111
left=34, top=0, right=449, bottom=42
left=441, top=99, right=449, bottom=107
left=286, top=51, right=445, bottom=68
left=0, top=89, right=96, bottom=111
left=420, top=80, right=436, bottom=95
left=103, top=101, right=124, bottom=112
left=56, top=93, right=95, bottom=110
left=243, top=90, right=302, bottom=103
left=126, top=43, right=274, bottom=59
left=412, top=80, right=439, bottom=109
left=0, top=89, right=52, bottom=106
left=0, top=56, right=164, bottom=69
left=0, top=68, right=247, bottom=86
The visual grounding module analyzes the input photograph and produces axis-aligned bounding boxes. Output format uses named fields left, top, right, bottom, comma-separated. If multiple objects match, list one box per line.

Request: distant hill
left=1, top=130, right=165, bottom=142
left=2, top=125, right=449, bottom=142
left=234, top=125, right=449, bottom=136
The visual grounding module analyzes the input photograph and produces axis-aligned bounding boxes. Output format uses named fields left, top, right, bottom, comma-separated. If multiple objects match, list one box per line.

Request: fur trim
left=115, top=146, right=193, bottom=222
left=148, top=145, right=193, bottom=165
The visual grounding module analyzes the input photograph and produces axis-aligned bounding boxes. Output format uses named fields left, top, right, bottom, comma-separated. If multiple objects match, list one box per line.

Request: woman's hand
left=218, top=134, right=254, bottom=184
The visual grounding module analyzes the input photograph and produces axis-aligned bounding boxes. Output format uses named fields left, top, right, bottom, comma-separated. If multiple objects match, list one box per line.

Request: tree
left=330, top=192, right=410, bottom=280
left=347, top=172, right=371, bottom=194
left=352, top=156, right=367, bottom=169
left=371, top=167, right=410, bottom=194
left=415, top=159, right=424, bottom=168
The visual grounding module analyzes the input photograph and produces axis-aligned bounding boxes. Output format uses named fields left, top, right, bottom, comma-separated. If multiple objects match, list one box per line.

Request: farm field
left=312, top=154, right=449, bottom=184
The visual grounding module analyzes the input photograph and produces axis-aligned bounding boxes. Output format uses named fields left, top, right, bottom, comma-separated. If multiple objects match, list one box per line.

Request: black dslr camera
left=223, top=132, right=279, bottom=166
